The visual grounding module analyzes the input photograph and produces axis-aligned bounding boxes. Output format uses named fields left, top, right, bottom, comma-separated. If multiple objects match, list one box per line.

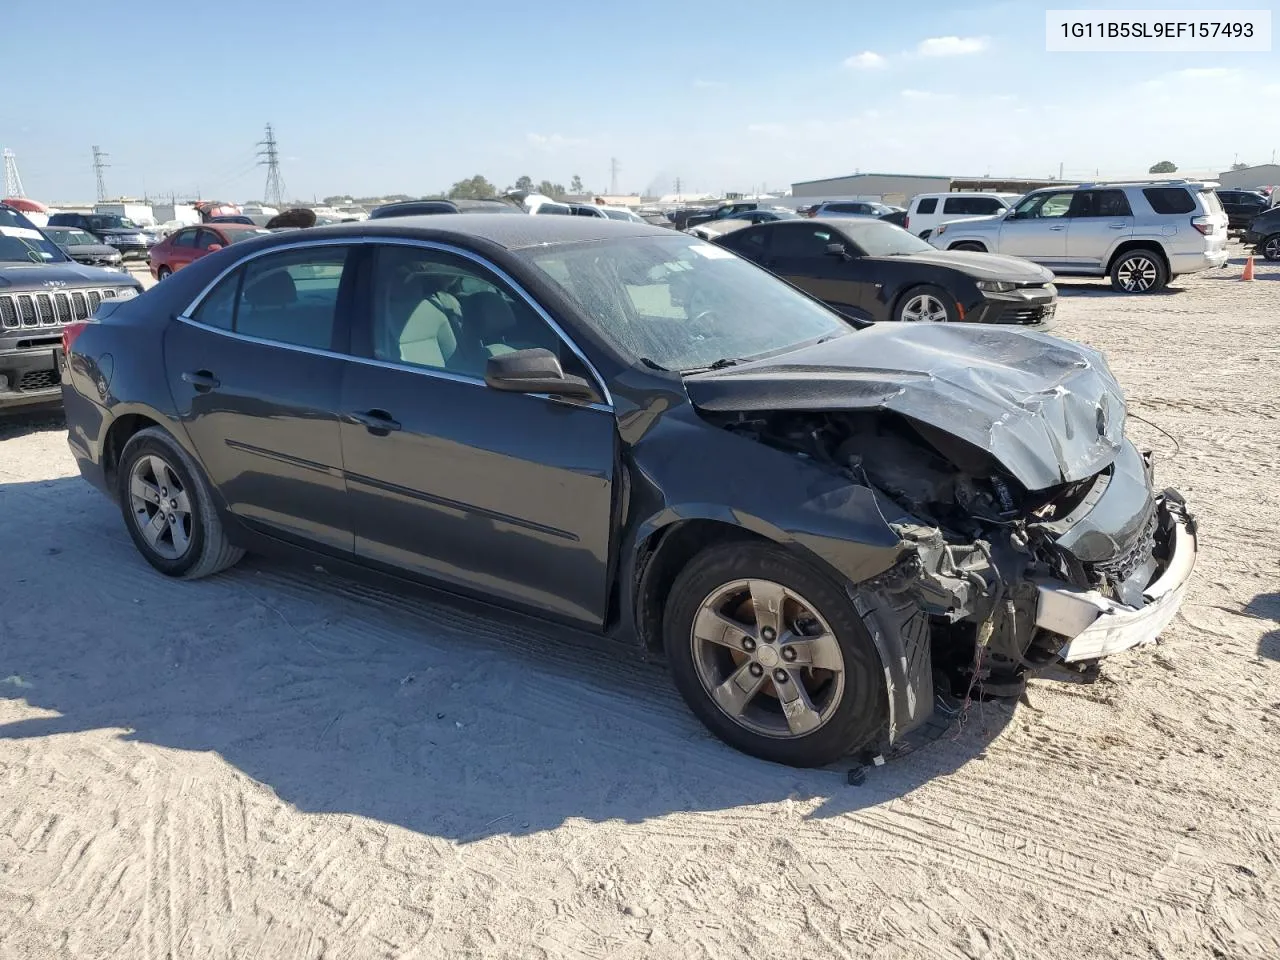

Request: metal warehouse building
left=1216, top=164, right=1280, bottom=190
left=790, top=172, right=1069, bottom=206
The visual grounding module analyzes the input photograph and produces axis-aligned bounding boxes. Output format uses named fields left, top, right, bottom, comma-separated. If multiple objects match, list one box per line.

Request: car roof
left=208, top=222, right=267, bottom=231
left=245, top=213, right=665, bottom=251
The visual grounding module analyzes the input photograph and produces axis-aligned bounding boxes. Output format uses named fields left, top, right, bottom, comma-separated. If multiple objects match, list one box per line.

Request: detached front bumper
left=1034, top=496, right=1197, bottom=663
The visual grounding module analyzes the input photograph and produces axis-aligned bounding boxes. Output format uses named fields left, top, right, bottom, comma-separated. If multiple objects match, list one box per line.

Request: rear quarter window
left=915, top=198, right=938, bottom=214
left=1199, top=189, right=1224, bottom=215
left=1142, top=188, right=1197, bottom=215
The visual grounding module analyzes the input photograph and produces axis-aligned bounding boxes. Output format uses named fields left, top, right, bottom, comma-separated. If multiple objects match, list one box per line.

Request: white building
left=1217, top=164, right=1280, bottom=190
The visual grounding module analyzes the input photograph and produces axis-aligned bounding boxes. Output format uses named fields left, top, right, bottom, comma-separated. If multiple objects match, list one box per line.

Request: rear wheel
left=1110, top=248, right=1168, bottom=292
left=1260, top=234, right=1280, bottom=261
left=117, top=427, right=244, bottom=579
left=894, top=284, right=958, bottom=323
left=664, top=542, right=886, bottom=767
left=156, top=265, right=172, bottom=280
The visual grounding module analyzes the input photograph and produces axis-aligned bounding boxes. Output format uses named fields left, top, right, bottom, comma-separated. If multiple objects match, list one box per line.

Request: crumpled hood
left=684, top=324, right=1127, bottom=490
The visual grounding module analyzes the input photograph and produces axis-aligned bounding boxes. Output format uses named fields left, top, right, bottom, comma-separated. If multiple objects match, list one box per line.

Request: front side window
left=520, top=234, right=851, bottom=373
left=172, top=229, right=198, bottom=249
left=365, top=245, right=563, bottom=379
left=196, top=229, right=224, bottom=250
left=190, top=246, right=351, bottom=350
left=771, top=224, right=837, bottom=258
left=1013, top=191, right=1074, bottom=219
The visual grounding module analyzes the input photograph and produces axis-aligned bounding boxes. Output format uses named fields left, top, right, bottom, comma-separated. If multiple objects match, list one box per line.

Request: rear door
left=998, top=190, right=1074, bottom=264
left=338, top=242, right=617, bottom=625
left=1064, top=189, right=1133, bottom=270
left=764, top=223, right=872, bottom=317
left=164, top=243, right=356, bottom=553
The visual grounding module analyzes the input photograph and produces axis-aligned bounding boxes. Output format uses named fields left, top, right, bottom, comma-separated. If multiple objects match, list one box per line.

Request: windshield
left=520, top=234, right=852, bottom=372
left=0, top=208, right=67, bottom=263
left=90, top=216, right=139, bottom=230
left=49, top=228, right=98, bottom=245
left=838, top=220, right=934, bottom=256
left=226, top=228, right=274, bottom=243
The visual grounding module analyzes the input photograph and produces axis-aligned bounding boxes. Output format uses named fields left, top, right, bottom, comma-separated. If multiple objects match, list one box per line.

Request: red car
left=148, top=223, right=272, bottom=280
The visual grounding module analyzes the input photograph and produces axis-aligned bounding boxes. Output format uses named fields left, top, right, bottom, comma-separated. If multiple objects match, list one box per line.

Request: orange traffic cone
left=1242, top=256, right=1255, bottom=281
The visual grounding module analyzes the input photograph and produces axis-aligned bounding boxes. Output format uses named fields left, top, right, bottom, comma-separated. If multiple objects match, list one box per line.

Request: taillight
left=904, top=215, right=910, bottom=230
left=1191, top=216, right=1215, bottom=236
left=62, top=320, right=90, bottom=355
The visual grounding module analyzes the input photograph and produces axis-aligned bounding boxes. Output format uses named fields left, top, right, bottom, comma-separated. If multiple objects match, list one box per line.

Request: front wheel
left=1260, top=233, right=1280, bottom=261
left=895, top=284, right=958, bottom=322
left=664, top=542, right=886, bottom=767
left=117, top=427, right=245, bottom=579
left=1110, top=249, right=1168, bottom=292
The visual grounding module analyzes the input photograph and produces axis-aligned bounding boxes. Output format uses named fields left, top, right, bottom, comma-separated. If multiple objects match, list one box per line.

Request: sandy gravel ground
left=1, top=255, right=1277, bottom=960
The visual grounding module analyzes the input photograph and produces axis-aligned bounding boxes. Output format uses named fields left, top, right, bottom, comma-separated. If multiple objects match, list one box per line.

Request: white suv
left=905, top=192, right=1020, bottom=239
left=929, top=180, right=1229, bottom=293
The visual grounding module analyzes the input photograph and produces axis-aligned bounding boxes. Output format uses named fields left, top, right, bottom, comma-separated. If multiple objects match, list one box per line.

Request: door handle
left=181, top=370, right=219, bottom=392
left=1048, top=225, right=1066, bottom=231
left=348, top=409, right=401, bottom=435
left=1108, top=222, right=1127, bottom=229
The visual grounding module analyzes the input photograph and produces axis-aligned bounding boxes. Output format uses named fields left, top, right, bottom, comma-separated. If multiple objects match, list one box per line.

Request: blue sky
left=6, top=0, right=1278, bottom=202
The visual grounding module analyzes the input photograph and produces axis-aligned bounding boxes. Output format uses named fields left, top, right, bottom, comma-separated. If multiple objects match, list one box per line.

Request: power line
left=3, top=149, right=24, bottom=198
left=92, top=145, right=110, bottom=201
left=257, top=123, right=287, bottom=207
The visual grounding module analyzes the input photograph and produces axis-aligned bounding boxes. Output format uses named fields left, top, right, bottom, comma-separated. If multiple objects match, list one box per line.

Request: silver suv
left=928, top=180, right=1229, bottom=292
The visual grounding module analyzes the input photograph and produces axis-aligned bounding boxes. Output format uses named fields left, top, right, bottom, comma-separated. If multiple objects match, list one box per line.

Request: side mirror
left=206, top=243, right=223, bottom=252
left=825, top=242, right=849, bottom=258
left=484, top=348, right=598, bottom=401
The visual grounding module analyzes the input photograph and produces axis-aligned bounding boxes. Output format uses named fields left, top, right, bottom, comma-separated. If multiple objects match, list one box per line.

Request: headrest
left=244, top=269, right=297, bottom=307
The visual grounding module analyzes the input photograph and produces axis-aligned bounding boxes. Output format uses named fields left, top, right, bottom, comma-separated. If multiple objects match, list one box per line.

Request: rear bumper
left=1168, top=249, right=1228, bottom=274
left=1034, top=497, right=1197, bottom=662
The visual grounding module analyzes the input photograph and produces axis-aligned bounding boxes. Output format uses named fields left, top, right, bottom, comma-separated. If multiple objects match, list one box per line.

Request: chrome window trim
left=177, top=235, right=614, bottom=409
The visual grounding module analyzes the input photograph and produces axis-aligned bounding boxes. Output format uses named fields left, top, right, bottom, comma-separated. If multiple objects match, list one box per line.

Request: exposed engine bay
left=705, top=408, right=1191, bottom=699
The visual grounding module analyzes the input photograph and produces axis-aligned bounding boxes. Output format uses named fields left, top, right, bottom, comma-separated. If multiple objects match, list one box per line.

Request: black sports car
left=713, top=217, right=1058, bottom=328
left=60, top=215, right=1195, bottom=767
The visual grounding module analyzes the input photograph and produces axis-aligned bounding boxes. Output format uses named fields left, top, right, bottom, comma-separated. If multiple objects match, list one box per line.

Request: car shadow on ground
left=1248, top=592, right=1280, bottom=661
left=0, top=475, right=1012, bottom=842
left=0, top=405, right=64, bottom=441
left=1054, top=282, right=1189, bottom=298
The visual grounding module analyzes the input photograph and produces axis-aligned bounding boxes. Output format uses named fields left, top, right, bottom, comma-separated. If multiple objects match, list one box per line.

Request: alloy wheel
left=900, top=293, right=950, bottom=322
left=689, top=578, right=846, bottom=739
left=1263, top=236, right=1280, bottom=261
left=128, top=454, right=193, bottom=561
left=1115, top=255, right=1159, bottom=292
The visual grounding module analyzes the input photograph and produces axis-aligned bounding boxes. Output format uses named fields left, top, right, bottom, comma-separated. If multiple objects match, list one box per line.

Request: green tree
left=514, top=175, right=534, bottom=193
left=570, top=174, right=584, bottom=194
left=447, top=175, right=498, bottom=199
left=1231, top=161, right=1250, bottom=171
left=1148, top=160, right=1178, bottom=174
left=537, top=180, right=565, bottom=198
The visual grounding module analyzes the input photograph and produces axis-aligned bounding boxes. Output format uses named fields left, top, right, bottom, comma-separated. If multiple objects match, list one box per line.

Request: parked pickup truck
left=0, top=204, right=143, bottom=410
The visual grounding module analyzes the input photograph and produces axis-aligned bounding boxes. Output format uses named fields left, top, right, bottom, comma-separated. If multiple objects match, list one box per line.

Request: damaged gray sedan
left=62, top=216, right=1197, bottom=768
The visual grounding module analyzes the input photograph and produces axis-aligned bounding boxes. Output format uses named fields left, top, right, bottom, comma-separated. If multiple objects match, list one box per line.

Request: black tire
left=1260, top=233, right=1280, bottom=262
left=664, top=541, right=887, bottom=767
left=918, top=229, right=933, bottom=240
left=948, top=241, right=987, bottom=252
left=156, top=266, right=172, bottom=280
left=117, top=426, right=244, bottom=579
left=893, top=283, right=960, bottom=323
left=1109, top=248, right=1168, bottom=293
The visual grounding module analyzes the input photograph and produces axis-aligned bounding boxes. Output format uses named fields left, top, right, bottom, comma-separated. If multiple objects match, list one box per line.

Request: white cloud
left=525, top=133, right=591, bottom=152
left=917, top=35, right=988, bottom=57
left=843, top=51, right=886, bottom=70
left=900, top=89, right=954, bottom=101
left=1175, top=67, right=1238, bottom=79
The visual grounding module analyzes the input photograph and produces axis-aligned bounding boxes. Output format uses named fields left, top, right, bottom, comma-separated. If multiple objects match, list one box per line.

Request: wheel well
left=947, top=240, right=986, bottom=252
left=1106, top=241, right=1168, bottom=275
left=102, top=413, right=161, bottom=492
left=633, top=520, right=765, bottom=653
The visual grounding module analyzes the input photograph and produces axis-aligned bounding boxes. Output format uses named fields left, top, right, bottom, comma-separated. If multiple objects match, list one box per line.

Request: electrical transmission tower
left=92, top=145, right=110, bottom=201
left=609, top=157, right=620, bottom=196
left=3, top=149, right=24, bottom=198
left=258, top=123, right=287, bottom=208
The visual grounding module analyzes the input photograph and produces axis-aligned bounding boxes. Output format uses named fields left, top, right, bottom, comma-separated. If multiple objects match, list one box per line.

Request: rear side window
left=1143, top=188, right=1196, bottom=215
left=942, top=196, right=1004, bottom=215
left=914, top=198, right=938, bottom=214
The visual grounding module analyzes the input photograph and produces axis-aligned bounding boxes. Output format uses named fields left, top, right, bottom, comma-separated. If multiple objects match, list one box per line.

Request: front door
left=764, top=223, right=871, bottom=318
left=167, top=228, right=201, bottom=271
left=1064, top=189, right=1133, bottom=270
left=339, top=242, right=617, bottom=625
left=998, top=190, right=1074, bottom=265
left=163, top=243, right=356, bottom=553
